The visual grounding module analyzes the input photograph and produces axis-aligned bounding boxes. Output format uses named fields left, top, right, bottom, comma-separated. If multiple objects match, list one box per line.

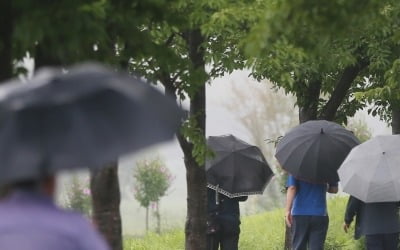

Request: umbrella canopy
left=275, top=120, right=359, bottom=183
left=0, top=63, right=183, bottom=185
left=338, top=135, right=400, bottom=202
left=206, top=134, right=274, bottom=198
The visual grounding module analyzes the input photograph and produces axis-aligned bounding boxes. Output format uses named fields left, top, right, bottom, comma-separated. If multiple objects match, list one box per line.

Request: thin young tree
left=133, top=158, right=173, bottom=233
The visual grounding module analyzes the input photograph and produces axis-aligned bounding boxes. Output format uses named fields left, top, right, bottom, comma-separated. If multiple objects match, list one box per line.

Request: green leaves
left=133, top=158, right=174, bottom=208
left=181, top=115, right=213, bottom=166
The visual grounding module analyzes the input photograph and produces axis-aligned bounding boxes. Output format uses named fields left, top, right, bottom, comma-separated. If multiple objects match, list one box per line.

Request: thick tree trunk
left=160, top=28, right=207, bottom=250
left=0, top=0, right=13, bottom=82
left=0, top=1, right=13, bottom=198
left=182, top=149, right=207, bottom=250
left=183, top=29, right=208, bottom=250
left=392, top=105, right=400, bottom=135
left=298, top=79, right=321, bottom=123
left=35, top=42, right=63, bottom=69
left=90, top=162, right=122, bottom=250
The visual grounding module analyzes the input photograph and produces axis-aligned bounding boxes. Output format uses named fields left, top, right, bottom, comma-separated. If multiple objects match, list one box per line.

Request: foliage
left=133, top=157, right=174, bottom=233
left=64, top=175, right=92, bottom=217
left=124, top=197, right=364, bottom=249
left=133, top=158, right=174, bottom=209
left=345, top=115, right=373, bottom=143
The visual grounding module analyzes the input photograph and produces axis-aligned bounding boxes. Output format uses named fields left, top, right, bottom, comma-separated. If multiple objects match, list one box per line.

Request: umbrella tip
left=320, top=128, right=324, bottom=134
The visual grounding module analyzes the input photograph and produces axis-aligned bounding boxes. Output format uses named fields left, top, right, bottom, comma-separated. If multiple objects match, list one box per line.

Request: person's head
left=3, top=175, right=57, bottom=198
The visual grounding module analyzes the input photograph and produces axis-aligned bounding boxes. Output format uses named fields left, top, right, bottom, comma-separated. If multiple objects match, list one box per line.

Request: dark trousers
left=207, top=218, right=240, bottom=250
left=365, top=233, right=399, bottom=250
left=291, top=215, right=329, bottom=250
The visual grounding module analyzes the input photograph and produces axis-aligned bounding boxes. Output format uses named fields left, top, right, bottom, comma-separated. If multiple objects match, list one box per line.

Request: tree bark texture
left=90, top=162, right=122, bottom=250
left=182, top=28, right=208, bottom=250
left=298, top=79, right=321, bottom=123
left=392, top=105, right=400, bottom=135
left=0, top=0, right=13, bottom=82
left=320, top=58, right=369, bottom=121
left=35, top=42, right=63, bottom=69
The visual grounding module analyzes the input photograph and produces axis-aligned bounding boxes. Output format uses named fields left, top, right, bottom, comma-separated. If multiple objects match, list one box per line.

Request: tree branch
left=320, top=57, right=369, bottom=121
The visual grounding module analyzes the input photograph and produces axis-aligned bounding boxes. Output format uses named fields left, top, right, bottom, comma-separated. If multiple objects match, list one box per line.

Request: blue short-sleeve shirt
left=287, top=175, right=337, bottom=216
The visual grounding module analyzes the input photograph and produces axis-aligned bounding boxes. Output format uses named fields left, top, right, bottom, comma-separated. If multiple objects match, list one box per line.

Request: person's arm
left=343, top=196, right=361, bottom=233
left=285, top=175, right=297, bottom=228
left=285, top=185, right=296, bottom=227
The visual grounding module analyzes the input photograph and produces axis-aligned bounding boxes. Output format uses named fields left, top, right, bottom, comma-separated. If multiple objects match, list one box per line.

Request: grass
left=124, top=196, right=365, bottom=250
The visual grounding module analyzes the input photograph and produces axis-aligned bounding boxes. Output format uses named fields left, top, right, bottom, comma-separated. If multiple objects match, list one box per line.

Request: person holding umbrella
left=206, top=187, right=247, bottom=250
left=343, top=196, right=400, bottom=250
left=0, top=175, right=109, bottom=250
left=205, top=135, right=274, bottom=250
left=338, top=135, right=400, bottom=250
left=276, top=120, right=359, bottom=250
left=285, top=175, right=338, bottom=250
left=0, top=63, right=183, bottom=249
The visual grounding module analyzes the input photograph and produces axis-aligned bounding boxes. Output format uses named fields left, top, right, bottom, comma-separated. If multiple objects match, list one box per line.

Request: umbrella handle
left=215, top=185, right=219, bottom=205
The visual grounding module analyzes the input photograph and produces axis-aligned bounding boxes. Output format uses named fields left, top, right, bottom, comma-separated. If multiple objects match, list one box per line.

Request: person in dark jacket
left=343, top=196, right=400, bottom=250
left=206, top=188, right=247, bottom=250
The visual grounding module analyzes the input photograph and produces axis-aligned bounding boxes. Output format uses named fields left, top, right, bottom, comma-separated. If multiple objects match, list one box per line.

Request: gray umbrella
left=275, top=120, right=359, bottom=183
left=338, top=135, right=400, bottom=202
left=0, top=63, right=183, bottom=185
left=206, top=134, right=274, bottom=198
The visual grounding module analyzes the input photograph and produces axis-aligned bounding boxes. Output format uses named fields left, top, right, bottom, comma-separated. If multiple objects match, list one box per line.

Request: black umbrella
left=275, top=120, right=359, bottom=183
left=0, top=63, right=183, bottom=185
left=206, top=134, right=274, bottom=198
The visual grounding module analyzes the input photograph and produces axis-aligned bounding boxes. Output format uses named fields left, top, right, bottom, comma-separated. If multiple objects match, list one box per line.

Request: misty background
left=56, top=70, right=390, bottom=236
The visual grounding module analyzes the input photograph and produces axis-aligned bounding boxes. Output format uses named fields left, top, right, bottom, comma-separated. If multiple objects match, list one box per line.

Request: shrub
left=64, top=175, right=92, bottom=217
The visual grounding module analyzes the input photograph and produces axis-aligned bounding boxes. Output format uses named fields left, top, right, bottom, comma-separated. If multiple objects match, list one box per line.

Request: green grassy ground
left=124, top=196, right=364, bottom=250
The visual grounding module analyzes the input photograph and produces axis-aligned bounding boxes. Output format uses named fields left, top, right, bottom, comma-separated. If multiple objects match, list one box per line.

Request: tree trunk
left=298, top=79, right=321, bottom=123
left=0, top=0, right=13, bottom=82
left=0, top=1, right=13, bottom=198
left=183, top=151, right=207, bottom=250
left=182, top=29, right=208, bottom=250
left=319, top=58, right=369, bottom=121
left=35, top=42, right=63, bottom=69
left=392, top=105, right=400, bottom=135
left=146, top=206, right=149, bottom=233
left=90, top=162, right=122, bottom=250
left=156, top=201, right=161, bottom=234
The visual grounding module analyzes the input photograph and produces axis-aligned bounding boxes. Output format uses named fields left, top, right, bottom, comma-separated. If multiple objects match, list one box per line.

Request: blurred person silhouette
left=206, top=187, right=248, bottom=250
left=343, top=195, right=400, bottom=250
left=285, top=174, right=338, bottom=250
left=0, top=175, right=109, bottom=250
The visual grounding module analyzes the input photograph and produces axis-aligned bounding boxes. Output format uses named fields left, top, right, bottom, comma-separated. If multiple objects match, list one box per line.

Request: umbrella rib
left=290, top=136, right=320, bottom=178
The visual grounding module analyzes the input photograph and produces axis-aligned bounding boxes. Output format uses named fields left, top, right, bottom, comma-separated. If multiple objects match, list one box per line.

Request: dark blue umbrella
left=275, top=120, right=359, bottom=183
left=0, top=63, right=183, bottom=185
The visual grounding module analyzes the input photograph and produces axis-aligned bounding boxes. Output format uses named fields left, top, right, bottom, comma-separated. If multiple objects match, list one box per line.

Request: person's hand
left=285, top=211, right=292, bottom=228
left=343, top=223, right=350, bottom=233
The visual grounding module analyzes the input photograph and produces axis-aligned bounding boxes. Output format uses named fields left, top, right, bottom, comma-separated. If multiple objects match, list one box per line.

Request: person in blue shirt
left=285, top=175, right=338, bottom=250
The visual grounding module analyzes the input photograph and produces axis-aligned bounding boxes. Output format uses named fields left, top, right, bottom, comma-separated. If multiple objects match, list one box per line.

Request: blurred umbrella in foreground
left=0, top=62, right=183, bottom=185
left=206, top=134, right=274, bottom=198
left=275, top=120, right=359, bottom=183
left=339, top=135, right=400, bottom=202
